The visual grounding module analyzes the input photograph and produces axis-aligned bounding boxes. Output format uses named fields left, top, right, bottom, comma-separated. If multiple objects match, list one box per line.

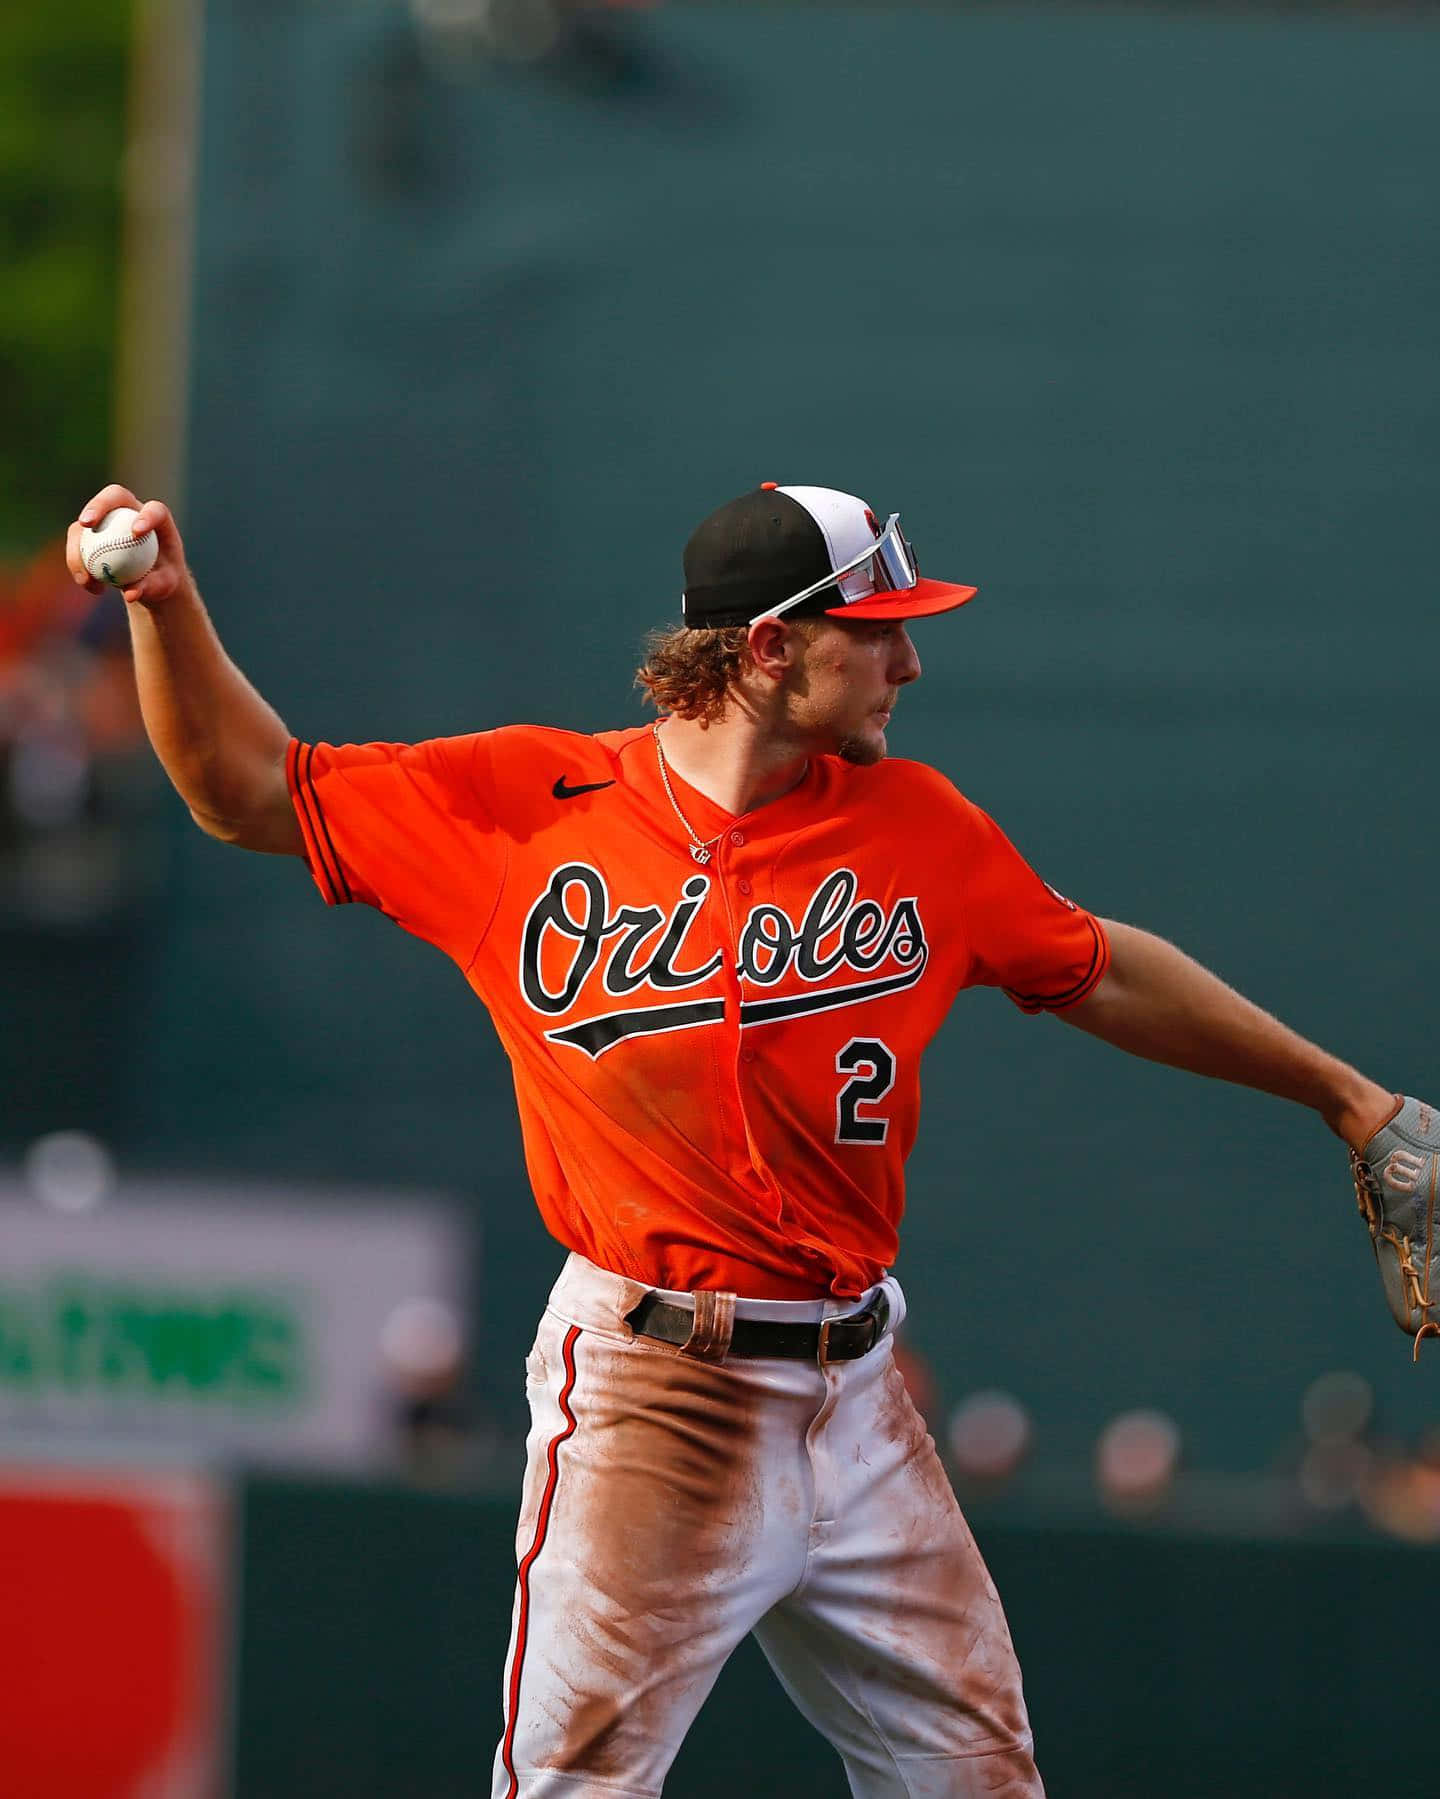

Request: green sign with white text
left=0, top=1276, right=304, bottom=1405
left=0, top=1180, right=467, bottom=1467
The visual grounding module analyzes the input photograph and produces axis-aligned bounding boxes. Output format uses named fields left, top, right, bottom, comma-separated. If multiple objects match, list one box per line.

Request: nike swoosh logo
left=552, top=776, right=616, bottom=801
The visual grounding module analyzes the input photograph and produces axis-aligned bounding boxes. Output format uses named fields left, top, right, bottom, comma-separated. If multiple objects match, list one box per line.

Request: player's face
left=788, top=617, right=922, bottom=765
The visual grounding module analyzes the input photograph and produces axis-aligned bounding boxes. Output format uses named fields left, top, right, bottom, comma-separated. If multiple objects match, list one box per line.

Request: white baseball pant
left=491, top=1253, right=1043, bottom=1798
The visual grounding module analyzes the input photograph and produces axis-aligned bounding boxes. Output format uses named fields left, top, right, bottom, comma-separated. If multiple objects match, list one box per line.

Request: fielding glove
left=1352, top=1096, right=1440, bottom=1359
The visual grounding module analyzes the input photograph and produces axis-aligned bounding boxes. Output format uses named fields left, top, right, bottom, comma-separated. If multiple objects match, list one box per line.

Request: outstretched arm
left=1061, top=920, right=1396, bottom=1151
left=66, top=484, right=302, bottom=855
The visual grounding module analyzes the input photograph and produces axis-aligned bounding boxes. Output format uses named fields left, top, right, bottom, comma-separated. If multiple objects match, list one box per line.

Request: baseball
left=80, top=506, right=158, bottom=587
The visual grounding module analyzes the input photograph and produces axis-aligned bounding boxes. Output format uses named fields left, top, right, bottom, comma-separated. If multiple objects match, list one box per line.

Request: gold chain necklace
left=652, top=726, right=725, bottom=865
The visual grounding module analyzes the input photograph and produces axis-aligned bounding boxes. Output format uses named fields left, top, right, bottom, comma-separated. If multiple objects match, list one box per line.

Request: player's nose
left=891, top=627, right=921, bottom=685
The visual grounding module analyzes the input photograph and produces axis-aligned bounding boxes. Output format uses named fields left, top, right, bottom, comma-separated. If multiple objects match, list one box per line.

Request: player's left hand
left=66, top=483, right=189, bottom=608
left=1352, top=1096, right=1440, bottom=1358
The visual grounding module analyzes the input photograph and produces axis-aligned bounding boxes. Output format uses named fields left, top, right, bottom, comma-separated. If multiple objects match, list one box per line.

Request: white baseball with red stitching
left=79, top=506, right=158, bottom=587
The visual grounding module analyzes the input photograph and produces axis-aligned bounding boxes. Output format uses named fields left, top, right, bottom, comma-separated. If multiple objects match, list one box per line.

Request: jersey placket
left=708, top=824, right=792, bottom=1227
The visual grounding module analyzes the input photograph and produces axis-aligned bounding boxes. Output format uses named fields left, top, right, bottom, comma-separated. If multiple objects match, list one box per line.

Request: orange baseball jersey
left=287, top=725, right=1109, bottom=1300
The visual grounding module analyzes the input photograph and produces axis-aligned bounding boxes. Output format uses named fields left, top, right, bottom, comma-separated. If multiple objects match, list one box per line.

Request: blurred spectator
left=1362, top=1435, right=1440, bottom=1545
left=411, top=0, right=660, bottom=65
left=947, top=1389, right=1033, bottom=1488
left=377, top=1295, right=503, bottom=1483
left=1095, top=1408, right=1181, bottom=1516
left=409, top=0, right=669, bottom=97
left=0, top=539, right=161, bottom=926
left=22, top=1128, right=116, bottom=1214
left=1295, top=1369, right=1376, bottom=1514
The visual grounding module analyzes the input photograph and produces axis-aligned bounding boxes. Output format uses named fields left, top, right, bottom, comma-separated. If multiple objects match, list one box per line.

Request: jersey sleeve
left=286, top=733, right=506, bottom=966
left=957, top=800, right=1110, bottom=1014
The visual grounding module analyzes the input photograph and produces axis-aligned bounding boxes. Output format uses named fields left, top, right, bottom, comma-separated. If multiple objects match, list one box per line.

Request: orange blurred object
left=0, top=540, right=95, bottom=669
left=0, top=1467, right=228, bottom=1799
left=0, top=539, right=143, bottom=759
left=889, top=1333, right=937, bottom=1422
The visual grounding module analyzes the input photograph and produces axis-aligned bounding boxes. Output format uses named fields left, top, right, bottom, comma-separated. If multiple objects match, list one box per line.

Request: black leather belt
left=625, top=1288, right=890, bottom=1364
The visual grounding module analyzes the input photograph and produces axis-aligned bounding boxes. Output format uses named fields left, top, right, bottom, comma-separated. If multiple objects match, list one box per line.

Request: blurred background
left=4, top=0, right=1440, bottom=1792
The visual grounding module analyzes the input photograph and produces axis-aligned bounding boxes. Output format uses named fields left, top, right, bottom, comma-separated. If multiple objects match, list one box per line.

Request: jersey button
left=729, top=830, right=745, bottom=847
left=741, top=1048, right=756, bottom=1065
left=736, top=877, right=752, bottom=896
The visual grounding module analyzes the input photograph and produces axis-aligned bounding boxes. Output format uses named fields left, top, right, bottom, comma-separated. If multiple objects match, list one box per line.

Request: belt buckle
left=819, top=1296, right=888, bottom=1366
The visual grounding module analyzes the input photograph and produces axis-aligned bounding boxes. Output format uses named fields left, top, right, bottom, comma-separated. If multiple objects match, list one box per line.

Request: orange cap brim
left=822, top=577, right=978, bottom=621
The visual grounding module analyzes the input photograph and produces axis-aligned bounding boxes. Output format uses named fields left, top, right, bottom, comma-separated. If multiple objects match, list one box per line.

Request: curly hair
left=633, top=625, right=754, bottom=723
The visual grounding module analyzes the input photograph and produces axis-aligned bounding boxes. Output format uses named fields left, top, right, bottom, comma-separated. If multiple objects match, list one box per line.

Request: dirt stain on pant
left=859, top=1356, right=1037, bottom=1764
left=510, top=1305, right=1042, bottom=1798
left=540, top=1338, right=765, bottom=1782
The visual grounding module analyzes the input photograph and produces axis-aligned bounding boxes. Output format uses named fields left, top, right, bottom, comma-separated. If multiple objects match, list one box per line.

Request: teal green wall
left=235, top=1474, right=1440, bottom=1798
left=44, top=2, right=1440, bottom=1463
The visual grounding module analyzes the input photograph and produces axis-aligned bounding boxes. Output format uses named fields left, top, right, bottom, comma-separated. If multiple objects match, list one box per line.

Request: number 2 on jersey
left=834, top=1037, right=897, bottom=1145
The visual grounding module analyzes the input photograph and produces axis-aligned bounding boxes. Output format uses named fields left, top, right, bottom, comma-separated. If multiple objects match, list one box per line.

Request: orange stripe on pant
left=500, top=1324, right=582, bottom=1799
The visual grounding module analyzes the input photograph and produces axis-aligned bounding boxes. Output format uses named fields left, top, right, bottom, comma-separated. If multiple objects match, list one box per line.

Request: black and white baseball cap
left=681, top=484, right=978, bottom=629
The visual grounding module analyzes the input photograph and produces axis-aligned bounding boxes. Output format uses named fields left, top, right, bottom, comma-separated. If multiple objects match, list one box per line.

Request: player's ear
left=746, top=617, right=799, bottom=685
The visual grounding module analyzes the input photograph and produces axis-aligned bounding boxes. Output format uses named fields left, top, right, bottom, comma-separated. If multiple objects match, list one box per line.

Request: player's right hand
left=66, top=483, right=189, bottom=608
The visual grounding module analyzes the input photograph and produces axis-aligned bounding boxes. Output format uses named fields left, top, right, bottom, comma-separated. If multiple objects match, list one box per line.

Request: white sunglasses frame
left=749, top=513, right=915, bottom=624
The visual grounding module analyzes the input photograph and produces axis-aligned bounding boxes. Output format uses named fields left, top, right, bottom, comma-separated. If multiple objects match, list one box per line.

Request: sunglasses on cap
left=750, top=514, right=919, bottom=623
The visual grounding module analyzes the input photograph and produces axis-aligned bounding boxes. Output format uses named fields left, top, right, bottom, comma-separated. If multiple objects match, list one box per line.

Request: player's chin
left=836, top=720, right=888, bottom=767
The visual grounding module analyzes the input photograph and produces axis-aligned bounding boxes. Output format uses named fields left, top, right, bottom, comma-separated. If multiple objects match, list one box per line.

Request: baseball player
left=68, top=479, right=1440, bottom=1798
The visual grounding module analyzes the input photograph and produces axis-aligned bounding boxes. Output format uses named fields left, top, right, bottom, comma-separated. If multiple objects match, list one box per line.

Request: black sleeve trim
left=303, top=742, right=354, bottom=904
left=289, top=739, right=351, bottom=906
left=1004, top=913, right=1108, bottom=1012
left=289, top=740, right=339, bottom=905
